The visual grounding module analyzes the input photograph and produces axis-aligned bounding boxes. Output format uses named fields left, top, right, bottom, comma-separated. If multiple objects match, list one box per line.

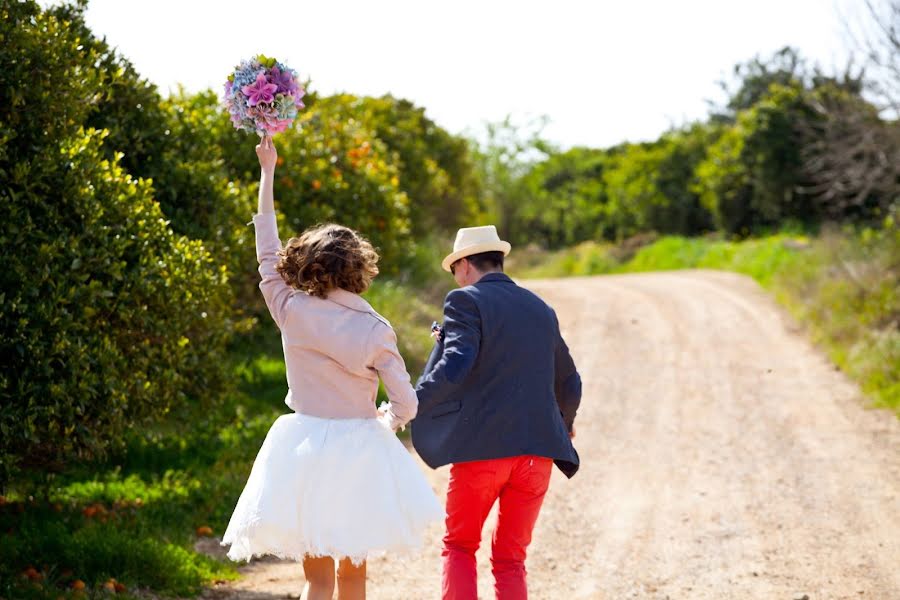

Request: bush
left=1, top=129, right=235, bottom=488
left=0, top=1, right=235, bottom=489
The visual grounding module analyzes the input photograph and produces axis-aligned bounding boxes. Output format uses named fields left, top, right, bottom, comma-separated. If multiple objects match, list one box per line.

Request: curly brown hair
left=275, top=223, right=380, bottom=299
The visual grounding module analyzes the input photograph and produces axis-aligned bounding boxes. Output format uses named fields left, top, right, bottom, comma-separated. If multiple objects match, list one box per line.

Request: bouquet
left=224, top=55, right=306, bottom=136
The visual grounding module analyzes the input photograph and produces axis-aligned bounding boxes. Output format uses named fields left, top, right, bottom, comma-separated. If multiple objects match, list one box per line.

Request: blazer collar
left=477, top=272, right=515, bottom=285
left=327, top=287, right=376, bottom=314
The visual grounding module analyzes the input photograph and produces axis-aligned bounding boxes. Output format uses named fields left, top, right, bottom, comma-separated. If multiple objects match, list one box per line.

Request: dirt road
left=203, top=270, right=900, bottom=599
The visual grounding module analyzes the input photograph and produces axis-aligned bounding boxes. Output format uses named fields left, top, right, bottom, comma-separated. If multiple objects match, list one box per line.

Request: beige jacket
left=252, top=212, right=417, bottom=430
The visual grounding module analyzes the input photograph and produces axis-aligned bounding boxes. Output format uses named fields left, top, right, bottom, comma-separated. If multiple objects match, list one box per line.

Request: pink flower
left=241, top=74, right=278, bottom=107
left=248, top=104, right=292, bottom=133
left=266, top=118, right=293, bottom=134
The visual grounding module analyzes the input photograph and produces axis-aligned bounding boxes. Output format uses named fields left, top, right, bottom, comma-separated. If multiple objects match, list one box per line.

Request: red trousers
left=442, top=455, right=553, bottom=600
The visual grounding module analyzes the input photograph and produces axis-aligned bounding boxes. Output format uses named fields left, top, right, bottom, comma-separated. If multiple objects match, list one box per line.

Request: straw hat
left=441, top=225, right=512, bottom=272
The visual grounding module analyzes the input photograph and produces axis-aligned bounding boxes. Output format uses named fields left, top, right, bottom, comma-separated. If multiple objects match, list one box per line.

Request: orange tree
left=316, top=94, right=482, bottom=236
left=271, top=104, right=412, bottom=272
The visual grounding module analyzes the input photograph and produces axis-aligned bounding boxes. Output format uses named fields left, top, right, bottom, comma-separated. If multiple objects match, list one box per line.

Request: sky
left=67, top=0, right=866, bottom=149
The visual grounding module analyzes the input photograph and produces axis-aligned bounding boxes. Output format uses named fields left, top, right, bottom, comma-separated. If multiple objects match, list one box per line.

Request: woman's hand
left=256, top=135, right=278, bottom=173
left=256, top=135, right=277, bottom=214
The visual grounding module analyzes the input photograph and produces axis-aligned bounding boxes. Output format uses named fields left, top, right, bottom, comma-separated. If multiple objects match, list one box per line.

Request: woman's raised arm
left=252, top=136, right=292, bottom=329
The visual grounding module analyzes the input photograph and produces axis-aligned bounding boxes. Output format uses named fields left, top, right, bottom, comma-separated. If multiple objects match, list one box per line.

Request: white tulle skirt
left=220, top=412, right=445, bottom=565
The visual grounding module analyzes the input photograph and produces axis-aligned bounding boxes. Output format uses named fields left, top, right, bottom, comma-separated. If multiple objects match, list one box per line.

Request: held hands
left=377, top=403, right=399, bottom=432
left=256, top=135, right=278, bottom=173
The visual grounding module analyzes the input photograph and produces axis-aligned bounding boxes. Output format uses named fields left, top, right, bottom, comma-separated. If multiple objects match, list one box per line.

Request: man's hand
left=256, top=135, right=277, bottom=173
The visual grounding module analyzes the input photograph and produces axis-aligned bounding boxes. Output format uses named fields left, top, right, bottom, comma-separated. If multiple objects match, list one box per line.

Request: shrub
left=0, top=2, right=235, bottom=489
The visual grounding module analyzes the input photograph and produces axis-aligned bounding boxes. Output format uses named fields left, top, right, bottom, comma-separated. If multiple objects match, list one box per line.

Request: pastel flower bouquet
left=224, top=55, right=306, bottom=136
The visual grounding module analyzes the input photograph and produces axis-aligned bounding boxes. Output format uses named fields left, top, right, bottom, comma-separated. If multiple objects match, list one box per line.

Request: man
left=412, top=225, right=582, bottom=600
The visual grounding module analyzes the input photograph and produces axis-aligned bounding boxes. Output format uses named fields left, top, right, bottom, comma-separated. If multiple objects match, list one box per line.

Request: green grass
left=509, top=226, right=899, bottom=413
left=0, top=340, right=286, bottom=598
left=508, top=241, right=619, bottom=279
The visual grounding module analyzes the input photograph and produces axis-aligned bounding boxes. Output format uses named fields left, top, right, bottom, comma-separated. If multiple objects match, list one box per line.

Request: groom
left=412, top=225, right=582, bottom=600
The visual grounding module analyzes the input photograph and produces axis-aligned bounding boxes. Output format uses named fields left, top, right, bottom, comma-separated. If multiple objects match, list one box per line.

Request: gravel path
left=202, top=270, right=900, bottom=599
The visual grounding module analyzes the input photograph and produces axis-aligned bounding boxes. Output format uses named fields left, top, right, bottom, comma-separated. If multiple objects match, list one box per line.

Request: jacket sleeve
left=552, top=310, right=581, bottom=431
left=415, top=288, right=482, bottom=415
left=420, top=335, right=445, bottom=381
left=369, top=321, right=418, bottom=431
left=252, top=212, right=293, bottom=330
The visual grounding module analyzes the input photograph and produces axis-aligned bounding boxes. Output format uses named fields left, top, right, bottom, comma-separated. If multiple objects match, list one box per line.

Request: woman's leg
left=336, top=557, right=366, bottom=600
left=302, top=555, right=335, bottom=600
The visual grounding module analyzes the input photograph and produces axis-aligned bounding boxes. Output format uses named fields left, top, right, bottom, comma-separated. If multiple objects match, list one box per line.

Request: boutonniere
left=430, top=321, right=444, bottom=342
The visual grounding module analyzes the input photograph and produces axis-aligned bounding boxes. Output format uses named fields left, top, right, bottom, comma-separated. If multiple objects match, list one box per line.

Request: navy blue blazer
left=411, top=273, right=582, bottom=478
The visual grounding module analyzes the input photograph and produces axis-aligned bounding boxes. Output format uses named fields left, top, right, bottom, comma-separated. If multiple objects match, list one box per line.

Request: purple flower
left=241, top=74, right=278, bottom=107
left=270, top=67, right=299, bottom=95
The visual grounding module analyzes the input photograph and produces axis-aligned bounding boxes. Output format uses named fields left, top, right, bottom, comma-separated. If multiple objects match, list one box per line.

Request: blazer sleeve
left=419, top=336, right=445, bottom=382
left=368, top=321, right=418, bottom=431
left=415, top=288, right=482, bottom=414
left=252, top=212, right=293, bottom=330
left=552, top=309, right=581, bottom=431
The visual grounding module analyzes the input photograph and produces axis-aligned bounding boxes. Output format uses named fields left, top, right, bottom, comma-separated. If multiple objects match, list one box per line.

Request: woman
left=221, top=136, right=444, bottom=600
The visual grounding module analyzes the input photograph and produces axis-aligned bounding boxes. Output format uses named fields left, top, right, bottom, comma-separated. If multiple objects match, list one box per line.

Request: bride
left=221, top=135, right=444, bottom=600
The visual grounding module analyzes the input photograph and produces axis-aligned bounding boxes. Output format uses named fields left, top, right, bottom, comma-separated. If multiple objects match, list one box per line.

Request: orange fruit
left=312, top=179, right=322, bottom=190
left=114, top=582, right=126, bottom=593
left=102, top=581, right=116, bottom=592
left=196, top=525, right=213, bottom=536
left=23, top=566, right=41, bottom=580
left=71, top=579, right=86, bottom=590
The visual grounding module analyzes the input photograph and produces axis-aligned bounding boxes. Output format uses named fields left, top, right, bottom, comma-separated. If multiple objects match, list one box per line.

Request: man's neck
left=473, top=269, right=503, bottom=284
